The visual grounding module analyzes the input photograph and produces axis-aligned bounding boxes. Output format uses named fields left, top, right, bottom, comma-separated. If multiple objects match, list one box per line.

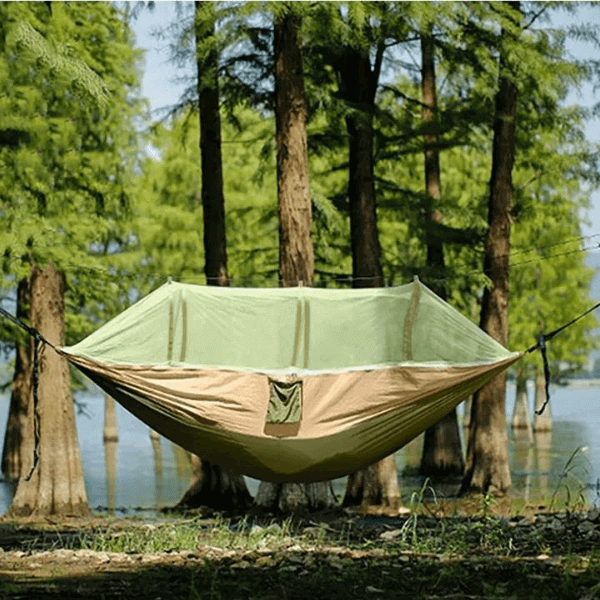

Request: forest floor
left=1, top=498, right=600, bottom=599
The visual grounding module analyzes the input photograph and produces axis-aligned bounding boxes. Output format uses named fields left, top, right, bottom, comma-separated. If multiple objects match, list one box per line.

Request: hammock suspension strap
left=0, top=305, right=54, bottom=481
left=526, top=299, right=600, bottom=415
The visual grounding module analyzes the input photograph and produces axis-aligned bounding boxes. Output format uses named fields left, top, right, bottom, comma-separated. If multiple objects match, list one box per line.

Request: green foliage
left=9, top=20, right=110, bottom=107
left=1, top=0, right=598, bottom=382
left=0, top=2, right=145, bottom=346
left=328, top=3, right=596, bottom=374
left=134, top=106, right=278, bottom=289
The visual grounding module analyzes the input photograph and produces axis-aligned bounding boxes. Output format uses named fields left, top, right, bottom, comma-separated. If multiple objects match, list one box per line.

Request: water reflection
left=0, top=383, right=599, bottom=514
left=534, top=430, right=552, bottom=500
left=510, top=430, right=533, bottom=504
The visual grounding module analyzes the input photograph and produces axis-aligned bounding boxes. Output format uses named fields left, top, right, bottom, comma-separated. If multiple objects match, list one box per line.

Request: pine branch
left=11, top=21, right=110, bottom=107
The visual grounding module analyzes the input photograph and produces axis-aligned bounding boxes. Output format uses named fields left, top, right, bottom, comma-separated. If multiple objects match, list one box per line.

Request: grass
left=72, top=514, right=301, bottom=554
left=2, top=505, right=600, bottom=599
left=1, top=477, right=600, bottom=599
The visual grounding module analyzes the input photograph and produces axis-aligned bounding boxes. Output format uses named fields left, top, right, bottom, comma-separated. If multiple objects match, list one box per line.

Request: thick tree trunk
left=338, top=47, right=400, bottom=511
left=177, top=454, right=252, bottom=511
left=418, top=31, right=464, bottom=478
left=255, top=12, right=334, bottom=512
left=175, top=1, right=252, bottom=512
left=342, top=459, right=400, bottom=511
left=421, top=31, right=445, bottom=293
left=420, top=410, right=465, bottom=477
left=2, top=278, right=32, bottom=480
left=461, top=6, right=520, bottom=496
left=8, top=263, right=89, bottom=517
left=275, top=13, right=314, bottom=287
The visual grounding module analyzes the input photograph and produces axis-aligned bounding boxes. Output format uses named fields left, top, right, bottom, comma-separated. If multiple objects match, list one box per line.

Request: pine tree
left=418, top=25, right=464, bottom=478
left=174, top=0, right=251, bottom=512
left=254, top=6, right=335, bottom=512
left=461, top=2, right=521, bottom=496
left=0, top=1, right=144, bottom=514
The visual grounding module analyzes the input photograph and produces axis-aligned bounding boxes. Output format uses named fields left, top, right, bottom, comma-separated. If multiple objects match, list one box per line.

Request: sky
left=129, top=1, right=600, bottom=242
left=132, top=2, right=190, bottom=115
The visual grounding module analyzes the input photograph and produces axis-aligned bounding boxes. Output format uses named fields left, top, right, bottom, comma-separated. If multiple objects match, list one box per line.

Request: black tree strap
left=0, top=305, right=54, bottom=481
left=24, top=339, right=43, bottom=481
left=527, top=299, right=600, bottom=415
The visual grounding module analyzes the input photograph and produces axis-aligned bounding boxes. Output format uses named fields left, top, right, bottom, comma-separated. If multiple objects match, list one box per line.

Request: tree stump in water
left=511, top=371, right=533, bottom=442
left=533, top=369, right=552, bottom=432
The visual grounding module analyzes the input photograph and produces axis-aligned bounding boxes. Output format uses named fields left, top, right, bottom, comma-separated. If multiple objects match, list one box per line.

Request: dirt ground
left=1, top=506, right=600, bottom=599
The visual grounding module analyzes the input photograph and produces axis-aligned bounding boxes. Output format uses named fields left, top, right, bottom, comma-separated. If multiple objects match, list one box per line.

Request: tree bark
left=461, top=3, right=520, bottom=496
left=197, top=0, right=228, bottom=288
left=337, top=47, right=400, bottom=511
left=103, top=394, right=118, bottom=512
left=418, top=30, right=464, bottom=478
left=8, top=263, right=89, bottom=517
left=275, top=13, right=314, bottom=287
left=177, top=453, right=252, bottom=511
left=342, top=48, right=383, bottom=289
left=255, top=11, right=334, bottom=512
left=174, top=1, right=252, bottom=511
left=2, top=278, right=32, bottom=480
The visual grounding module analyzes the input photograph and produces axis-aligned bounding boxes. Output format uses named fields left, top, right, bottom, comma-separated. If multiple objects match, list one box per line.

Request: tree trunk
left=511, top=368, right=533, bottom=441
left=197, top=0, right=228, bottom=288
left=338, top=47, right=400, bottom=511
left=149, top=428, right=163, bottom=481
left=343, top=48, right=383, bottom=289
left=103, top=394, right=118, bottom=512
left=174, top=1, right=251, bottom=511
left=177, top=453, right=252, bottom=511
left=461, top=4, right=520, bottom=496
left=2, top=278, right=32, bottom=480
left=8, top=263, right=89, bottom=517
left=420, top=410, right=465, bottom=477
left=255, top=12, right=334, bottom=512
left=275, top=13, right=314, bottom=287
left=103, top=394, right=118, bottom=443
left=418, top=30, right=464, bottom=478
left=104, top=438, right=117, bottom=513
left=343, top=459, right=400, bottom=511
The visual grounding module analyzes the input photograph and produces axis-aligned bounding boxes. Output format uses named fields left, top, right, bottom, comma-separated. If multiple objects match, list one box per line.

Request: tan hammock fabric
left=60, top=279, right=521, bottom=482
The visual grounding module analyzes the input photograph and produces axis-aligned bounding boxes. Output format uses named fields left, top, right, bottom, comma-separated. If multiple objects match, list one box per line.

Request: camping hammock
left=52, top=277, right=521, bottom=483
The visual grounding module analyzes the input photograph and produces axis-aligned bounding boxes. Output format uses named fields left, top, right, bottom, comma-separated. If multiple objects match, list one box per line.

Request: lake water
left=0, top=381, right=599, bottom=515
